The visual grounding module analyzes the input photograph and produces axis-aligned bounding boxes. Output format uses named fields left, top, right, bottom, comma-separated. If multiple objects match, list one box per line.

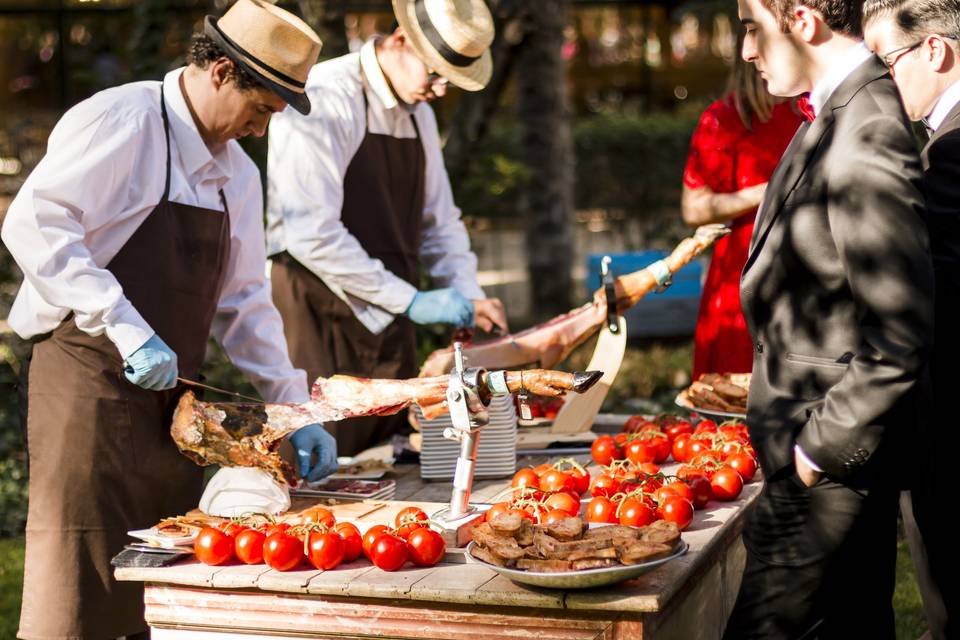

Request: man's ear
left=928, top=34, right=954, bottom=73
left=210, top=58, right=233, bottom=90
left=793, top=5, right=821, bottom=44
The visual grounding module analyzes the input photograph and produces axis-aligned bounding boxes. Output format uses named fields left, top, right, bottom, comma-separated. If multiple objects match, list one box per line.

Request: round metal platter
left=465, top=540, right=688, bottom=590
left=674, top=390, right=746, bottom=421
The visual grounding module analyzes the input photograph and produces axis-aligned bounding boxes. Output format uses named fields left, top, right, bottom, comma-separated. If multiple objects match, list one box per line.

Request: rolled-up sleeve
left=212, top=162, right=309, bottom=404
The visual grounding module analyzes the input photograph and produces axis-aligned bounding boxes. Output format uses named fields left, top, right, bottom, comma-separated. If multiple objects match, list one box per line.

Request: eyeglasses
left=880, top=40, right=924, bottom=69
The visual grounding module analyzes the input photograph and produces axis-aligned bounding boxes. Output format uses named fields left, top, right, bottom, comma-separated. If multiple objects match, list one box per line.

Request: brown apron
left=18, top=85, right=231, bottom=640
left=272, top=75, right=425, bottom=457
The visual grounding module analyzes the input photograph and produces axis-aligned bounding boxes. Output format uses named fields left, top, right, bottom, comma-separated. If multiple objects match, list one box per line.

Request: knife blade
left=176, top=377, right=263, bottom=403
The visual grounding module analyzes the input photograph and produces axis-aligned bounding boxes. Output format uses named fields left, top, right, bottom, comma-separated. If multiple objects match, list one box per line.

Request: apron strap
left=159, top=83, right=173, bottom=203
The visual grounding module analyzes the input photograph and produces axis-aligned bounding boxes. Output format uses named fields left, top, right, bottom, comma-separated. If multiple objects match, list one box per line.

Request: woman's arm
left=681, top=182, right=767, bottom=228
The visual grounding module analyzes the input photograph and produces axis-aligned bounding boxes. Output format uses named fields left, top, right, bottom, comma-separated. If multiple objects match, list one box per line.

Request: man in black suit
left=723, top=1, right=936, bottom=638
left=864, top=3, right=960, bottom=638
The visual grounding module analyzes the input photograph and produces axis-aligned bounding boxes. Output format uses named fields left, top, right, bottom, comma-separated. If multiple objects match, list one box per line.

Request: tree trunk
left=296, top=0, right=349, bottom=60
left=516, top=0, right=574, bottom=320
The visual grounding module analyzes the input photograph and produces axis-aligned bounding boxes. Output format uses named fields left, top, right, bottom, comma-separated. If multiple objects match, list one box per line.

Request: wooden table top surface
left=116, top=456, right=761, bottom=614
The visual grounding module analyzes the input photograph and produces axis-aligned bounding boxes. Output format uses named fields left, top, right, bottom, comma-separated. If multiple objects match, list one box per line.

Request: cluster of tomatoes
left=583, top=415, right=759, bottom=530
left=484, top=458, right=591, bottom=525
left=192, top=505, right=446, bottom=573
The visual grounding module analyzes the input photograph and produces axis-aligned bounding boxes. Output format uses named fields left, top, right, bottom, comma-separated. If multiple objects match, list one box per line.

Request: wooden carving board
left=548, top=315, right=627, bottom=434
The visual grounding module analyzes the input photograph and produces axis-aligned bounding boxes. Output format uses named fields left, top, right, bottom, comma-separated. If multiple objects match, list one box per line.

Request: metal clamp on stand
left=433, top=343, right=492, bottom=524
left=602, top=256, right=620, bottom=334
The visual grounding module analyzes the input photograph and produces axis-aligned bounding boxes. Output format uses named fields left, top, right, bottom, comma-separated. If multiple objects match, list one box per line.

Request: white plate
left=465, top=540, right=688, bottom=589
left=674, top=390, right=747, bottom=421
left=127, top=528, right=196, bottom=549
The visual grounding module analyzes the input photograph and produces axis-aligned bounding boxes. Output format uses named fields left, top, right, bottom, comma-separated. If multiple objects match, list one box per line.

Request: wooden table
left=116, top=458, right=760, bottom=640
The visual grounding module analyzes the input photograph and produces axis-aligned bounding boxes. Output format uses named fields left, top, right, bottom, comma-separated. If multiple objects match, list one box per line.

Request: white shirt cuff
left=104, top=304, right=155, bottom=360
left=794, top=444, right=824, bottom=473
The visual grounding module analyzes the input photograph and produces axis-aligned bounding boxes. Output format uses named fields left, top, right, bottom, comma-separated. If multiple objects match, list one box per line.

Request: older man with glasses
left=865, top=2, right=960, bottom=638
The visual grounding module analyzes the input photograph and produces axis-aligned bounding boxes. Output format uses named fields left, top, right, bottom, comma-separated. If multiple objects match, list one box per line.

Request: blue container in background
left=585, top=252, right=704, bottom=338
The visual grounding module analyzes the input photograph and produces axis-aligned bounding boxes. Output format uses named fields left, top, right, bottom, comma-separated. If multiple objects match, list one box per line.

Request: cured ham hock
left=171, top=369, right=602, bottom=484
left=420, top=224, right=730, bottom=377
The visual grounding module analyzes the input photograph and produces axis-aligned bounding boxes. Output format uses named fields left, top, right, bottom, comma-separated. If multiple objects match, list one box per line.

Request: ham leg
left=419, top=224, right=730, bottom=377
left=171, top=369, right=602, bottom=484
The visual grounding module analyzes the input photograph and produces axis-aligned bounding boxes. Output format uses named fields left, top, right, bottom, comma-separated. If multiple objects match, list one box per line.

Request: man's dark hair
left=761, top=0, right=864, bottom=38
left=186, top=33, right=261, bottom=91
left=863, top=0, right=960, bottom=41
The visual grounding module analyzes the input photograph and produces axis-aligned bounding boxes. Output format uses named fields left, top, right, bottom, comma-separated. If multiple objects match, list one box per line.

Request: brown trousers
left=271, top=253, right=416, bottom=457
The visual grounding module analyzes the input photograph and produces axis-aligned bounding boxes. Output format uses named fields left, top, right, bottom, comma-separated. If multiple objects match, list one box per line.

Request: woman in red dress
left=683, top=43, right=803, bottom=380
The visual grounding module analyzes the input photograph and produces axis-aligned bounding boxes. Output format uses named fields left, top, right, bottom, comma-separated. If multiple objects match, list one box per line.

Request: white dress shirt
left=927, top=79, right=960, bottom=132
left=1, top=68, right=309, bottom=403
left=266, top=39, right=485, bottom=335
left=794, top=41, right=874, bottom=475
left=808, top=42, right=875, bottom=118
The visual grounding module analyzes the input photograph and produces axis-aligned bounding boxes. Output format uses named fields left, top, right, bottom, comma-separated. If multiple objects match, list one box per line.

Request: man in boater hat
left=266, top=0, right=509, bottom=456
left=2, top=2, right=336, bottom=637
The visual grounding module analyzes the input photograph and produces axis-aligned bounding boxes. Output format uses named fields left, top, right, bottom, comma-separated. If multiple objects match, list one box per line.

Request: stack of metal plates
left=416, top=395, right=518, bottom=480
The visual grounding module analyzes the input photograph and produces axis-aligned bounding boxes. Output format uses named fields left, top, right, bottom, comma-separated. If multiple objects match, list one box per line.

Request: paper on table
left=199, top=467, right=291, bottom=517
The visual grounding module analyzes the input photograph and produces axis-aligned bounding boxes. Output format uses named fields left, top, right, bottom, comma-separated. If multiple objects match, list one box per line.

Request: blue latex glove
left=405, top=288, right=474, bottom=328
left=123, top=334, right=178, bottom=391
left=289, top=423, right=338, bottom=483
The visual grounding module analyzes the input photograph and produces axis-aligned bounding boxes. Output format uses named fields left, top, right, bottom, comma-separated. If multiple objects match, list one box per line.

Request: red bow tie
left=797, top=94, right=816, bottom=122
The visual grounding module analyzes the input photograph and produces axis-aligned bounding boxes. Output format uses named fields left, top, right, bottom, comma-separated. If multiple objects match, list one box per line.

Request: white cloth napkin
left=199, top=467, right=291, bottom=517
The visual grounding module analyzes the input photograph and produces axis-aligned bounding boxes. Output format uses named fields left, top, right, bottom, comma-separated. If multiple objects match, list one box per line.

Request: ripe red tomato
left=623, top=415, right=656, bottom=433
left=568, top=467, right=591, bottom=495
left=262, top=522, right=291, bottom=537
left=362, top=524, right=391, bottom=558
left=542, top=509, right=573, bottom=525
left=512, top=468, right=541, bottom=492
left=636, top=462, right=661, bottom=475
left=590, top=473, right=621, bottom=498
left=677, top=464, right=709, bottom=482
left=618, top=497, right=656, bottom=527
left=296, top=506, right=336, bottom=528
left=591, top=435, right=623, bottom=466
left=711, top=466, right=744, bottom=501
left=485, top=502, right=512, bottom=523
left=407, top=528, right=446, bottom=567
left=533, top=462, right=554, bottom=476
left=683, top=475, right=713, bottom=509
left=694, top=419, right=718, bottom=434
left=234, top=528, right=266, bottom=565
left=687, top=438, right=712, bottom=458
left=666, top=420, right=694, bottom=442
left=544, top=492, right=580, bottom=516
left=263, top=531, right=303, bottom=571
left=656, top=481, right=694, bottom=505
left=394, top=507, right=428, bottom=528
left=334, top=522, right=363, bottom=562
left=658, top=496, right=695, bottom=530
left=306, top=530, right=346, bottom=570
left=586, top=496, right=619, bottom=524
left=672, top=433, right=692, bottom=462
left=625, top=440, right=657, bottom=465
left=195, top=527, right=234, bottom=566
left=219, top=521, right=244, bottom=537
left=726, top=452, right=757, bottom=483
left=540, top=469, right=575, bottom=493
left=371, top=534, right=409, bottom=571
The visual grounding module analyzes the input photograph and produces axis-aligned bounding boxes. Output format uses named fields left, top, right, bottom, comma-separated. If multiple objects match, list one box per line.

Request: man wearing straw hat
left=267, top=0, right=509, bottom=456
left=2, top=2, right=336, bottom=637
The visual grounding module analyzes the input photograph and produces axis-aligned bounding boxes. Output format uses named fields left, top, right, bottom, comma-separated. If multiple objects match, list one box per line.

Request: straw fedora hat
left=392, top=0, right=494, bottom=92
left=204, top=0, right=322, bottom=114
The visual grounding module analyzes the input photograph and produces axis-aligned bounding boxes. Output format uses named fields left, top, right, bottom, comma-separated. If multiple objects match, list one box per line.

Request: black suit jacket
left=740, top=56, right=935, bottom=482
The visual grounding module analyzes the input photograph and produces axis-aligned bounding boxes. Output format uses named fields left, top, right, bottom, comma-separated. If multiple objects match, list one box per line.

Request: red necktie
left=797, top=94, right=816, bottom=122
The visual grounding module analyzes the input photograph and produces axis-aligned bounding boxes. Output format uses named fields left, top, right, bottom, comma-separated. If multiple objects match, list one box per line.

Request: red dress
left=684, top=97, right=803, bottom=379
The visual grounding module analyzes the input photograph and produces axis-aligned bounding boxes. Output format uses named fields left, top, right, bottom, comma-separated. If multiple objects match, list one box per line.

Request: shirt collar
left=359, top=38, right=399, bottom=110
left=926, top=79, right=960, bottom=132
left=809, top=41, right=874, bottom=117
left=162, top=68, right=232, bottom=182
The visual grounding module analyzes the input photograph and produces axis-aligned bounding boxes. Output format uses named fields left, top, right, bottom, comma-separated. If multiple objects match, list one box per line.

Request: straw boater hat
left=204, top=0, right=322, bottom=114
left=392, top=0, right=495, bottom=92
